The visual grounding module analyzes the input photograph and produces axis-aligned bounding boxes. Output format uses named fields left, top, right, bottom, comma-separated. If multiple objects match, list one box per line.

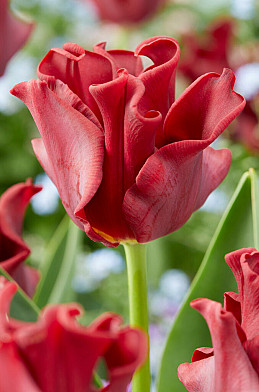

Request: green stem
left=93, top=372, right=103, bottom=388
left=123, top=243, right=151, bottom=392
left=116, top=25, right=133, bottom=49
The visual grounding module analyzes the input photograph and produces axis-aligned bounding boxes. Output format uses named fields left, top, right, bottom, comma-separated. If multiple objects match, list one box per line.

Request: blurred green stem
left=123, top=243, right=150, bottom=392
left=93, top=372, right=103, bottom=388
left=116, top=26, right=132, bottom=49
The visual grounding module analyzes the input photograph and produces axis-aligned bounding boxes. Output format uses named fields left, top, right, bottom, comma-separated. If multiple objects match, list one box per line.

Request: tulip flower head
left=179, top=19, right=233, bottom=82
left=11, top=37, right=245, bottom=247
left=0, top=0, right=34, bottom=76
left=178, top=248, right=259, bottom=391
left=0, top=180, right=41, bottom=296
left=231, top=99, right=259, bottom=153
left=88, top=0, right=166, bottom=24
left=0, top=277, right=147, bottom=392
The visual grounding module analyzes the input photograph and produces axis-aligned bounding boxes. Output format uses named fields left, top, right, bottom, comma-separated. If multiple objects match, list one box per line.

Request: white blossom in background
left=31, top=173, right=59, bottom=215
left=200, top=188, right=228, bottom=213
left=231, top=0, right=255, bottom=19
left=148, top=269, right=190, bottom=383
left=0, top=54, right=36, bottom=114
left=235, top=63, right=259, bottom=100
left=195, top=0, right=229, bottom=15
left=72, top=249, right=125, bottom=293
left=159, top=269, right=190, bottom=303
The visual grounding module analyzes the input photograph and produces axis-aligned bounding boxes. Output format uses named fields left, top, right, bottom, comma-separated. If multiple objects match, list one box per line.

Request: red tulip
left=0, top=277, right=147, bottom=392
left=11, top=37, right=245, bottom=247
left=231, top=99, right=259, bottom=153
left=179, top=19, right=233, bottom=82
left=0, top=180, right=41, bottom=296
left=87, top=0, right=166, bottom=24
left=178, top=248, right=259, bottom=391
left=0, top=0, right=34, bottom=76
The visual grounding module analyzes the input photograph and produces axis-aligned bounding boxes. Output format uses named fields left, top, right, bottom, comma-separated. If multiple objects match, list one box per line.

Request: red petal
left=15, top=306, right=146, bottom=392
left=178, top=356, right=215, bottom=392
left=83, top=70, right=132, bottom=242
left=0, top=278, right=18, bottom=339
left=244, top=336, right=259, bottom=375
left=108, top=49, right=143, bottom=76
left=135, top=37, right=180, bottom=146
left=225, top=248, right=259, bottom=340
left=0, top=181, right=41, bottom=294
left=83, top=222, right=119, bottom=247
left=123, top=69, right=244, bottom=243
left=16, top=305, right=114, bottom=392
left=0, top=0, right=34, bottom=75
left=224, top=291, right=241, bottom=324
left=123, top=145, right=231, bottom=243
left=0, top=278, right=30, bottom=338
left=83, top=71, right=161, bottom=243
left=88, top=313, right=147, bottom=392
left=87, top=312, right=122, bottom=333
left=0, top=279, right=146, bottom=392
left=11, top=80, right=104, bottom=234
left=0, top=342, right=40, bottom=392
left=103, top=328, right=148, bottom=392
left=164, top=69, right=244, bottom=143
left=37, top=43, right=113, bottom=122
left=123, top=74, right=162, bottom=191
left=192, top=347, right=214, bottom=362
left=225, top=248, right=256, bottom=294
left=190, top=298, right=259, bottom=391
left=11, top=264, right=39, bottom=298
left=93, top=43, right=143, bottom=77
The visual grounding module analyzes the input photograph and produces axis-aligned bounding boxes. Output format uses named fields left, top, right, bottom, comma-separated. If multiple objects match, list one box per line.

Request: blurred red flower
left=232, top=99, right=259, bottom=154
left=179, top=19, right=233, bottom=82
left=179, top=19, right=259, bottom=154
left=0, top=0, right=34, bottom=76
left=0, top=180, right=41, bottom=296
left=11, top=37, right=245, bottom=246
left=87, top=0, right=166, bottom=24
left=178, top=248, right=259, bottom=391
left=0, top=277, right=147, bottom=392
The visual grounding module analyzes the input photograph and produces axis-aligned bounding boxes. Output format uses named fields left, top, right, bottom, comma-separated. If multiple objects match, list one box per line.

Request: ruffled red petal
left=0, top=0, right=34, bottom=75
left=225, top=248, right=259, bottom=340
left=11, top=80, right=105, bottom=234
left=178, top=298, right=259, bottom=392
left=0, top=278, right=147, bottom=392
left=0, top=181, right=41, bottom=295
left=123, top=69, right=245, bottom=243
left=136, top=36, right=180, bottom=146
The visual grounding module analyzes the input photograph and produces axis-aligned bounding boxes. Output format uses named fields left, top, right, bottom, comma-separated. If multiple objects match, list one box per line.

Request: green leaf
left=157, top=170, right=257, bottom=392
left=0, top=267, right=39, bottom=321
left=34, top=217, right=83, bottom=306
left=47, top=220, right=83, bottom=304
left=33, top=215, right=70, bottom=307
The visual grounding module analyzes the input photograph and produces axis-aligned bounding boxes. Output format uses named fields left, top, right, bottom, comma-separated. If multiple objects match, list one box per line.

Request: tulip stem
left=123, top=243, right=150, bottom=392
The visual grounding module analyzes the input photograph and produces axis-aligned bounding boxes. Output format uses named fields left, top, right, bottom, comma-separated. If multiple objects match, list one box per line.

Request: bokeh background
left=1, top=0, right=259, bottom=388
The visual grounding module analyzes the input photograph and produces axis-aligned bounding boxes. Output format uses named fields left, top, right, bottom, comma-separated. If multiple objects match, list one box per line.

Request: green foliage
left=34, top=217, right=83, bottom=307
left=33, top=215, right=70, bottom=307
